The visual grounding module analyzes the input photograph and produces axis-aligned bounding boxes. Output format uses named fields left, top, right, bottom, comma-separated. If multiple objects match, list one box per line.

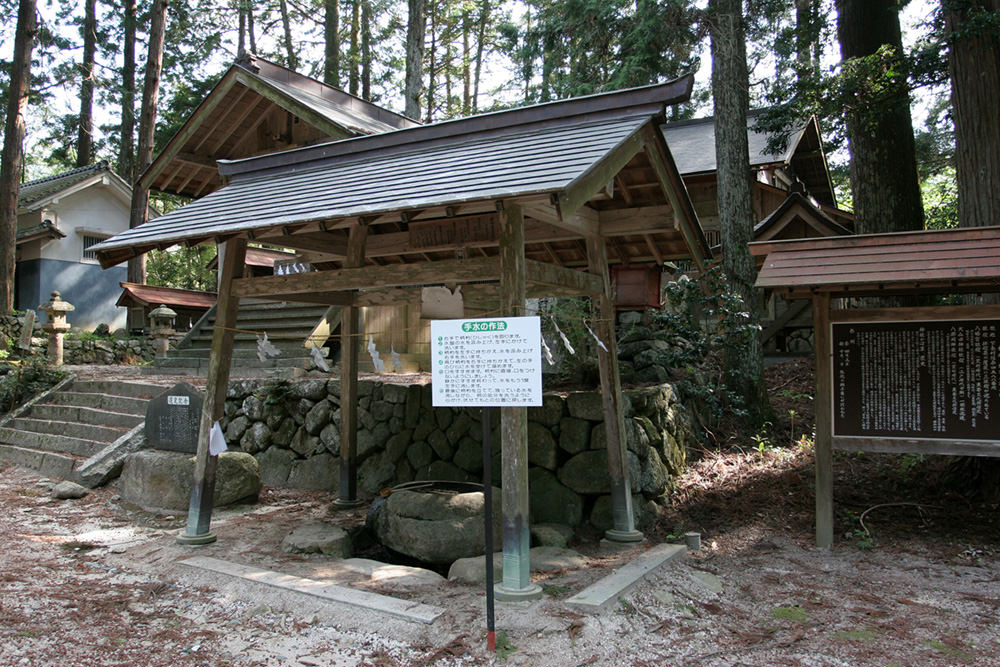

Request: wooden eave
left=751, top=226, right=1000, bottom=299
left=140, top=59, right=414, bottom=199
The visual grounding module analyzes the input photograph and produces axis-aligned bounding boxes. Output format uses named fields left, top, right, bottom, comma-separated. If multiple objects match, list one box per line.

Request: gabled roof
left=117, top=282, right=217, bottom=309
left=661, top=112, right=835, bottom=205
left=751, top=226, right=1000, bottom=299
left=18, top=162, right=132, bottom=212
left=142, top=54, right=418, bottom=199
left=94, top=77, right=711, bottom=273
left=754, top=191, right=853, bottom=241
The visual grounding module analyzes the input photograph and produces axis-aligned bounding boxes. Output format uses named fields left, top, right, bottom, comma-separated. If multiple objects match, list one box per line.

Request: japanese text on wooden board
left=833, top=320, right=999, bottom=440
left=431, top=316, right=543, bottom=407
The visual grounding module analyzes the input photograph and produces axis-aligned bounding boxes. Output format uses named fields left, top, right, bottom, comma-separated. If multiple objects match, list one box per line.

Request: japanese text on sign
left=431, top=316, right=543, bottom=407
left=833, top=319, right=1000, bottom=440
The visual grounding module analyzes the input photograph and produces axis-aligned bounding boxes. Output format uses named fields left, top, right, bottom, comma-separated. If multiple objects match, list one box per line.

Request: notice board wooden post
left=495, top=201, right=541, bottom=601
left=177, top=238, right=246, bottom=545
left=335, top=223, right=368, bottom=508
left=812, top=293, right=833, bottom=549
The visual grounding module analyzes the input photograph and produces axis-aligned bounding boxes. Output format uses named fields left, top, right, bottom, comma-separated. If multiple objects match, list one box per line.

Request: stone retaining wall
left=0, top=314, right=157, bottom=364
left=222, top=378, right=698, bottom=532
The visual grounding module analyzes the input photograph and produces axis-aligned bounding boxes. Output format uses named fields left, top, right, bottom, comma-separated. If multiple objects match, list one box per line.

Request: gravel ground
left=1, top=456, right=998, bottom=667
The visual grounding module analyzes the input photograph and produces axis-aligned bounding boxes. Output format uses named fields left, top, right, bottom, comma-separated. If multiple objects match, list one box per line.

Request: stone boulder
left=282, top=522, right=352, bottom=557
left=119, top=449, right=260, bottom=512
left=372, top=487, right=501, bottom=565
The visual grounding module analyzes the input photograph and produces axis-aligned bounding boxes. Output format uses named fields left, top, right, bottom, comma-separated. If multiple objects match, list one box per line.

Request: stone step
left=0, top=443, right=77, bottom=480
left=173, top=343, right=329, bottom=358
left=0, top=427, right=105, bottom=458
left=47, top=391, right=150, bottom=416
left=153, top=356, right=318, bottom=371
left=68, top=380, right=166, bottom=399
left=9, top=417, right=126, bottom=443
left=203, top=315, right=328, bottom=329
left=186, top=332, right=327, bottom=346
left=28, top=404, right=144, bottom=429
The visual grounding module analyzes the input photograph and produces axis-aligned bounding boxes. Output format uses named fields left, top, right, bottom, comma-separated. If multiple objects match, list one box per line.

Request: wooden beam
left=639, top=124, right=709, bottom=270
left=235, top=70, right=356, bottom=141
left=587, top=236, right=643, bottom=543
left=231, top=256, right=501, bottom=297
left=496, top=202, right=540, bottom=600
left=177, top=238, right=246, bottom=545
left=139, top=72, right=237, bottom=190
left=557, top=129, right=645, bottom=223
left=598, top=205, right=674, bottom=235
left=829, top=304, right=1000, bottom=322
left=812, top=293, right=834, bottom=549
left=761, top=300, right=810, bottom=343
left=175, top=151, right=218, bottom=169
left=191, top=85, right=253, bottom=152
left=833, top=436, right=1000, bottom=458
left=336, top=222, right=368, bottom=508
left=525, top=258, right=603, bottom=295
left=643, top=234, right=663, bottom=264
left=212, top=95, right=274, bottom=155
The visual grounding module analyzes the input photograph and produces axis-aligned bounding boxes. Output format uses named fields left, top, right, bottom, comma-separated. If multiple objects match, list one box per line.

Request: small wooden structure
left=751, top=226, right=1000, bottom=548
left=117, top=282, right=216, bottom=331
left=94, top=78, right=711, bottom=595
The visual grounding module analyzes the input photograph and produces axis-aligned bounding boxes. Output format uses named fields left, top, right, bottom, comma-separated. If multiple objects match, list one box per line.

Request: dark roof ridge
left=237, top=53, right=416, bottom=130
left=218, top=74, right=694, bottom=180
left=22, top=160, right=110, bottom=188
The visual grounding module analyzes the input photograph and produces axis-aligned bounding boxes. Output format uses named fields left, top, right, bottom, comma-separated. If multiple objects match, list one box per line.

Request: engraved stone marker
left=146, top=382, right=204, bottom=453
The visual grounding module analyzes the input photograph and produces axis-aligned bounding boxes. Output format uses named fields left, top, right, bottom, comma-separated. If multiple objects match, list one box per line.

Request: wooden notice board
left=832, top=319, right=1000, bottom=443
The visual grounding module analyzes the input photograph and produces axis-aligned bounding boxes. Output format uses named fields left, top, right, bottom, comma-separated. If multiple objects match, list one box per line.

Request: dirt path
left=2, top=452, right=998, bottom=667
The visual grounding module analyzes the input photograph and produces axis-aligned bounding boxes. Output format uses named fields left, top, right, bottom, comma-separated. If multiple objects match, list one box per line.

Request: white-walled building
left=16, top=162, right=152, bottom=330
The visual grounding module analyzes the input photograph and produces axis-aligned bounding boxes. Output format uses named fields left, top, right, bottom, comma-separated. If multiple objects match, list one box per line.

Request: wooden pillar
left=177, top=238, right=247, bottom=545
left=587, top=236, right=643, bottom=543
left=495, top=201, right=541, bottom=601
left=812, top=293, right=834, bottom=549
left=335, top=223, right=368, bottom=507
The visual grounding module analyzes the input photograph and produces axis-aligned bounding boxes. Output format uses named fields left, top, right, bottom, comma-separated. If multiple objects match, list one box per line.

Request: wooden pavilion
left=751, top=226, right=1000, bottom=548
left=93, top=77, right=711, bottom=598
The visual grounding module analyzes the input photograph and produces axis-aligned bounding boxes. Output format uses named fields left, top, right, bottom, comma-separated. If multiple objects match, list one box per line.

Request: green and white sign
left=431, top=316, right=543, bottom=407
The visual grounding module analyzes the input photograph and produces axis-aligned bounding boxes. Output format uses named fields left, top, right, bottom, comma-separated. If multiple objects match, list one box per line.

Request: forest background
left=0, top=0, right=972, bottom=225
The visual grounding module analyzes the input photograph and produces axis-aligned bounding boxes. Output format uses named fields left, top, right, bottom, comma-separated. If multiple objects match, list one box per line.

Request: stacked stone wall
left=0, top=313, right=159, bottom=364
left=222, top=378, right=698, bottom=532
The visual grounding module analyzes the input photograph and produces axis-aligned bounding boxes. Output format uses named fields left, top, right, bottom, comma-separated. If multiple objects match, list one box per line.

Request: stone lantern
left=38, top=291, right=74, bottom=366
left=148, top=304, right=177, bottom=357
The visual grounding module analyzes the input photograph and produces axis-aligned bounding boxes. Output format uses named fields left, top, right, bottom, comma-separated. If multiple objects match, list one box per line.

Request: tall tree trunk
left=247, top=2, right=257, bottom=53
left=348, top=0, right=360, bottom=95
left=946, top=0, right=1000, bottom=228
left=237, top=0, right=245, bottom=55
left=472, top=0, right=489, bottom=112
left=405, top=0, right=426, bottom=120
left=323, top=0, right=340, bottom=86
left=118, top=0, right=137, bottom=181
left=126, top=0, right=167, bottom=295
left=278, top=0, right=297, bottom=70
left=361, top=0, right=371, bottom=99
left=462, top=6, right=470, bottom=114
left=709, top=0, right=768, bottom=422
left=425, top=0, right=437, bottom=122
left=76, top=0, right=97, bottom=167
left=795, top=0, right=821, bottom=86
left=836, top=0, right=924, bottom=235
left=0, top=0, right=36, bottom=314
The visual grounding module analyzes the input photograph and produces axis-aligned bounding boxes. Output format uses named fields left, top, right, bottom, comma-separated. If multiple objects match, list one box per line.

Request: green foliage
left=648, top=267, right=763, bottom=422
left=146, top=244, right=217, bottom=292
left=496, top=0, right=703, bottom=115
left=0, top=361, right=67, bottom=414
left=922, top=167, right=959, bottom=230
